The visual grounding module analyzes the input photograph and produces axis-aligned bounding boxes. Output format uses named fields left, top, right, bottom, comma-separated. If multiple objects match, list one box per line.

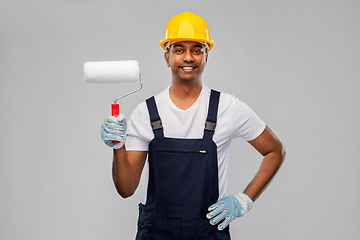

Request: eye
left=174, top=48, right=183, bottom=54
left=193, top=48, right=204, bottom=54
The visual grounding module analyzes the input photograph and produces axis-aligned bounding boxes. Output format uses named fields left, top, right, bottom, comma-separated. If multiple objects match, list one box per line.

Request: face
left=164, top=41, right=208, bottom=83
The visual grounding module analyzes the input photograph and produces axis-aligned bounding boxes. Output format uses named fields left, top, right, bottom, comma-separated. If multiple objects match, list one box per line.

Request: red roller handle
left=111, top=104, right=120, bottom=143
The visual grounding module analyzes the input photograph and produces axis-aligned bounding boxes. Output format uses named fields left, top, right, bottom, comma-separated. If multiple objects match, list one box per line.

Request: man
left=101, top=11, right=285, bottom=239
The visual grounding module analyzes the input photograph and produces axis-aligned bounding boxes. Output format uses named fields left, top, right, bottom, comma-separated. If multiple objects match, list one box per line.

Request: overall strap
left=204, top=89, right=220, bottom=139
left=146, top=96, right=164, bottom=137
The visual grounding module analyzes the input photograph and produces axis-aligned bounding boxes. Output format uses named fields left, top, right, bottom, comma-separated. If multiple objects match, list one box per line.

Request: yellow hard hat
left=160, top=11, right=214, bottom=51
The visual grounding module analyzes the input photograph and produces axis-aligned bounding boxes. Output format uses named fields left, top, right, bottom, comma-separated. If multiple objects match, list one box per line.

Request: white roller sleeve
left=84, top=60, right=140, bottom=83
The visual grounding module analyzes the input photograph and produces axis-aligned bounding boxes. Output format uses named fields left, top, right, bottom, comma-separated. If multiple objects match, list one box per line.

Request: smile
left=180, top=66, right=196, bottom=70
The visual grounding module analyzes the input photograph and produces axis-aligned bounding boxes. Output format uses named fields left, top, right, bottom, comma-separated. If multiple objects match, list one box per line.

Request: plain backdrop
left=1, top=0, right=359, bottom=239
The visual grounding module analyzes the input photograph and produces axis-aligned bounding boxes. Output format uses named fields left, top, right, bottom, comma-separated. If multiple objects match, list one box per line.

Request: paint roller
left=84, top=60, right=143, bottom=143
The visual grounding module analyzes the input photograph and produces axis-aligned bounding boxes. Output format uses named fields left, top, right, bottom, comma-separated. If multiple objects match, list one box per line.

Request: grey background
left=1, top=0, right=359, bottom=239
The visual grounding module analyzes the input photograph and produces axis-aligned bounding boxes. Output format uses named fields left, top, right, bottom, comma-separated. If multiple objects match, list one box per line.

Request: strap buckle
left=151, top=120, right=163, bottom=131
left=204, top=121, right=216, bottom=132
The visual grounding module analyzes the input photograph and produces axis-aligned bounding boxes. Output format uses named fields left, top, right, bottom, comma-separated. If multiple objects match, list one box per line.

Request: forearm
left=112, top=147, right=139, bottom=198
left=207, top=127, right=285, bottom=230
left=243, top=149, right=285, bottom=201
left=207, top=151, right=284, bottom=230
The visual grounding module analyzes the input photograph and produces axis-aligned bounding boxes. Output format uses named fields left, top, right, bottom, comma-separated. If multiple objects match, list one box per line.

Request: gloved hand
left=101, top=113, right=127, bottom=149
left=206, top=193, right=253, bottom=231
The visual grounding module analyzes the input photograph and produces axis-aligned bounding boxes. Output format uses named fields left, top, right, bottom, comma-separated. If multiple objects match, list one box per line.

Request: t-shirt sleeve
left=228, top=95, right=266, bottom=141
left=125, top=102, right=153, bottom=151
left=125, top=135, right=149, bottom=151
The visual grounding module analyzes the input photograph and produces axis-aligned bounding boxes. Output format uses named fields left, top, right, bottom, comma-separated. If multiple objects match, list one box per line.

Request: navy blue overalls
left=135, top=90, right=230, bottom=240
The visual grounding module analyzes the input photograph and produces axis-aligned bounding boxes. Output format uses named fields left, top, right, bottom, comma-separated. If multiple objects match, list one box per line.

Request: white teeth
left=182, top=67, right=194, bottom=70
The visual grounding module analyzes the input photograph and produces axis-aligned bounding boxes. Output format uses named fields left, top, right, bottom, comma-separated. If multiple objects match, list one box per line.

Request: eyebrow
left=173, top=43, right=204, bottom=48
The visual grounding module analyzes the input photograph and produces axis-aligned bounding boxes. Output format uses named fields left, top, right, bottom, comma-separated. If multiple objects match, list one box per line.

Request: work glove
left=206, top=193, right=253, bottom=231
left=101, top=113, right=127, bottom=149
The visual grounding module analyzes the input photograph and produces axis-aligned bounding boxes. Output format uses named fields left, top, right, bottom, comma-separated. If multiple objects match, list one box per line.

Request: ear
left=164, top=52, right=170, bottom=67
left=205, top=52, right=208, bottom=62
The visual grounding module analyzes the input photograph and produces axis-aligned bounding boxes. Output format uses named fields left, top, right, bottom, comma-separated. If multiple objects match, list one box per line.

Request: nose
left=182, top=49, right=194, bottom=62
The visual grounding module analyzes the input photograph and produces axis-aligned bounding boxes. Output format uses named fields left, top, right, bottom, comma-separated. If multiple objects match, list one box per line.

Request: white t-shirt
left=126, top=85, right=266, bottom=202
